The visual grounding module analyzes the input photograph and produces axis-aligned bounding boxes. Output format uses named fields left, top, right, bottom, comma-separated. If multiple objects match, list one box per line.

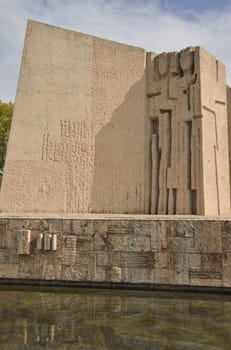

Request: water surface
left=0, top=287, right=230, bottom=349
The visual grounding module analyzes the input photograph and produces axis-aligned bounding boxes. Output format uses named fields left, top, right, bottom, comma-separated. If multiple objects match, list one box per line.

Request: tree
left=0, top=101, right=13, bottom=170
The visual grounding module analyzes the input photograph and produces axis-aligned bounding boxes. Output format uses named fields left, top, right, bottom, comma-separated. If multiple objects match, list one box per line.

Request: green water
left=0, top=287, right=230, bottom=349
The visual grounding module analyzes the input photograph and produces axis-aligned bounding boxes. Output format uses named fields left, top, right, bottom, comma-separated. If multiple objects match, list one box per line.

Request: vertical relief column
left=147, top=52, right=175, bottom=214
left=150, top=120, right=160, bottom=214
left=158, top=110, right=172, bottom=214
left=146, top=47, right=205, bottom=214
left=177, top=48, right=200, bottom=214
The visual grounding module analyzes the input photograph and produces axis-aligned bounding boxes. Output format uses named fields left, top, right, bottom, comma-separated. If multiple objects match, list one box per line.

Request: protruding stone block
left=36, top=233, right=43, bottom=250
left=17, top=230, right=31, bottom=255
left=44, top=233, right=52, bottom=251
left=51, top=234, right=57, bottom=251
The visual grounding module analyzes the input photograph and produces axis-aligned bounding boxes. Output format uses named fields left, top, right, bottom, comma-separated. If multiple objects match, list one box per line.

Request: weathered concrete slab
left=0, top=20, right=146, bottom=214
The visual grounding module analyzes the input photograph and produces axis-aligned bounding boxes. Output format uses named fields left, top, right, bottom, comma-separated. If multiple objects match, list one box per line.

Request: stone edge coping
left=0, top=213, right=231, bottom=221
left=0, top=278, right=231, bottom=295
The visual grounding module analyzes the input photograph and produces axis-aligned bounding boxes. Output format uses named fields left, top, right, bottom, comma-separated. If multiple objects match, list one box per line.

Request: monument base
left=0, top=214, right=230, bottom=292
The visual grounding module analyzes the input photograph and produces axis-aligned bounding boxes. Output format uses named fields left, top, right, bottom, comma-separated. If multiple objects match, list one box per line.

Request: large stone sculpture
left=0, top=21, right=230, bottom=215
left=147, top=47, right=230, bottom=215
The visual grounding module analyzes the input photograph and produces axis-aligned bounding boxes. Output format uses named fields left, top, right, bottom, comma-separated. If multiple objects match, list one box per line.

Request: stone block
left=108, top=233, right=150, bottom=252
left=72, top=220, right=94, bottom=236
left=44, top=233, right=52, bottom=250
left=43, top=263, right=61, bottom=280
left=76, top=235, right=93, bottom=250
left=76, top=251, right=95, bottom=266
left=127, top=267, right=153, bottom=283
left=61, top=265, right=92, bottom=281
left=107, top=222, right=132, bottom=234
left=222, top=252, right=231, bottom=286
left=17, top=230, right=31, bottom=255
left=0, top=223, right=6, bottom=248
left=94, top=267, right=107, bottom=282
left=222, top=221, right=231, bottom=252
left=18, top=255, right=43, bottom=278
left=120, top=252, right=154, bottom=268
left=62, top=235, right=76, bottom=249
left=189, top=270, right=223, bottom=280
left=168, top=236, right=195, bottom=254
left=61, top=250, right=77, bottom=265
left=201, top=253, right=223, bottom=271
left=93, top=232, right=109, bottom=251
left=150, top=221, right=168, bottom=252
left=0, top=249, right=7, bottom=263
left=154, top=252, right=169, bottom=269
left=5, top=231, right=17, bottom=249
left=194, top=221, right=222, bottom=253
left=153, top=267, right=174, bottom=285
left=170, top=253, right=190, bottom=285
left=96, top=251, right=120, bottom=267
left=0, top=263, right=19, bottom=278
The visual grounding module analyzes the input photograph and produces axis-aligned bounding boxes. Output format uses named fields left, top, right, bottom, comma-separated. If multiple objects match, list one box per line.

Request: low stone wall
left=0, top=215, right=231, bottom=290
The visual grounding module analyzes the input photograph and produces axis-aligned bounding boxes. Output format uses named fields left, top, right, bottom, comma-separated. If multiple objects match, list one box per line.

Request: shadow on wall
left=91, top=73, right=147, bottom=214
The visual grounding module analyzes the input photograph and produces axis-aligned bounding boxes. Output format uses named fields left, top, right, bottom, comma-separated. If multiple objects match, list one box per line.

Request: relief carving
left=147, top=48, right=202, bottom=214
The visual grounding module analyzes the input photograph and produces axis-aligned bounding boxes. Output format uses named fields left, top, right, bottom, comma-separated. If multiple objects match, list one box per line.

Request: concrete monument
left=0, top=21, right=231, bottom=292
left=0, top=20, right=230, bottom=216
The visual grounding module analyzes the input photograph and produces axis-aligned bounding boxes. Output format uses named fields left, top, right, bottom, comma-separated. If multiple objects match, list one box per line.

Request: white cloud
left=1, top=0, right=231, bottom=101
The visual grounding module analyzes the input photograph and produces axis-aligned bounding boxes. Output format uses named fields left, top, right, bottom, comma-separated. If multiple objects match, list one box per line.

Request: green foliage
left=0, top=101, right=13, bottom=169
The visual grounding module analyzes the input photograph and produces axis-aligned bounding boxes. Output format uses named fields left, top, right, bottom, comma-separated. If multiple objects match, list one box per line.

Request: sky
left=1, top=0, right=231, bottom=101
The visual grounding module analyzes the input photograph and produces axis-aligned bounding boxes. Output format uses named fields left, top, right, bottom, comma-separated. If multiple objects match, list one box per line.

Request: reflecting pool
left=0, top=287, right=230, bottom=349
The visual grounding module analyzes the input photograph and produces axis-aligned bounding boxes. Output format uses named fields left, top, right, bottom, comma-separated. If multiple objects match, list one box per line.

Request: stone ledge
left=0, top=278, right=231, bottom=295
left=0, top=213, right=231, bottom=221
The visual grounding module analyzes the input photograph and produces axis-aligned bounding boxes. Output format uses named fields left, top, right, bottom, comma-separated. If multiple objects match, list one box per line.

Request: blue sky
left=163, top=0, right=231, bottom=11
left=1, top=0, right=231, bottom=101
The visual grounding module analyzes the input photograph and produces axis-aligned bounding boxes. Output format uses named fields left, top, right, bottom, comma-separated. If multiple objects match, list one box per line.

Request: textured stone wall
left=0, top=216, right=230, bottom=288
left=0, top=20, right=146, bottom=213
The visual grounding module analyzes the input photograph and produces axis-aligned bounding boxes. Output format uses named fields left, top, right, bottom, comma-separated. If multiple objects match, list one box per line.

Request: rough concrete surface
left=0, top=20, right=146, bottom=214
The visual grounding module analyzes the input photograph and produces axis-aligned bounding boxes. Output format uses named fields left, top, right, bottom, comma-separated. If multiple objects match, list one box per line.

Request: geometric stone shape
left=36, top=233, right=43, bottom=250
left=17, top=230, right=31, bottom=255
left=44, top=233, right=52, bottom=251
left=51, top=234, right=57, bottom=251
left=120, top=252, right=154, bottom=268
left=108, top=233, right=151, bottom=252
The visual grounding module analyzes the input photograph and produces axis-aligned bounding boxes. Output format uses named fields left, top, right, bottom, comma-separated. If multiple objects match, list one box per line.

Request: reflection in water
left=0, top=287, right=230, bottom=349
